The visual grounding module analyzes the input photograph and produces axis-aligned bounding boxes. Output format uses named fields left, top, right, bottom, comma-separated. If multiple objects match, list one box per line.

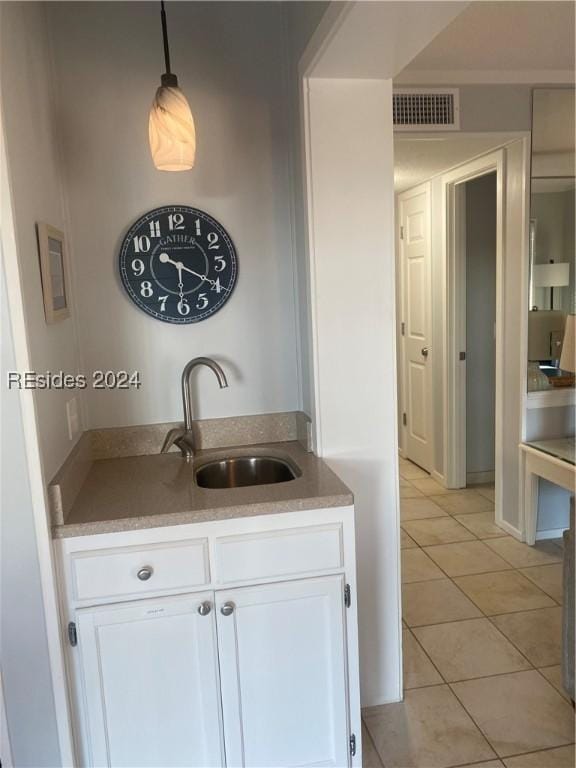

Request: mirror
left=528, top=89, right=575, bottom=391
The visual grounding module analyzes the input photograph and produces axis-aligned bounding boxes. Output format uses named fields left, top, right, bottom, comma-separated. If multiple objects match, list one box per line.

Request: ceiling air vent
left=393, top=88, right=460, bottom=131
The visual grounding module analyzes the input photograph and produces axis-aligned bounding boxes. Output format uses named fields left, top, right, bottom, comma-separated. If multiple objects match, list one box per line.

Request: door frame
left=397, top=181, right=433, bottom=471
left=441, top=138, right=531, bottom=536
left=442, top=150, right=504, bottom=490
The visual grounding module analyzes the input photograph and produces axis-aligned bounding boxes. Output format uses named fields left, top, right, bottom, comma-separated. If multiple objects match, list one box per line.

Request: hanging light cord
left=161, top=1, right=171, bottom=75
left=159, top=1, right=178, bottom=86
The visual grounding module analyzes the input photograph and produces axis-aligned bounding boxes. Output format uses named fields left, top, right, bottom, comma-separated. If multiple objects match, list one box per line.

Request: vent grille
left=393, top=89, right=460, bottom=131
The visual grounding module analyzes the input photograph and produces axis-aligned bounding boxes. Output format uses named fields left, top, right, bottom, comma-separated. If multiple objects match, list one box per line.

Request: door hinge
left=400, top=225, right=404, bottom=240
left=349, top=733, right=357, bottom=757
left=402, top=412, right=407, bottom=426
left=68, top=621, right=78, bottom=647
left=401, top=321, right=405, bottom=336
left=459, top=351, right=466, bottom=361
left=344, top=583, right=351, bottom=608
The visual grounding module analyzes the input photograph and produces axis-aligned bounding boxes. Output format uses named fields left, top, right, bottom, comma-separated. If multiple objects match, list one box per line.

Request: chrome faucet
left=161, top=357, right=228, bottom=459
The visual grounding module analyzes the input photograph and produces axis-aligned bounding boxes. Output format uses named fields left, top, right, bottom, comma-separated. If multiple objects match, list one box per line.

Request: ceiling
left=394, top=133, right=515, bottom=192
left=396, top=1, right=575, bottom=84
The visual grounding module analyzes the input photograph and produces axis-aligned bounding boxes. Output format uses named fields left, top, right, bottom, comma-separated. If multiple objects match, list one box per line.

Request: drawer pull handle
left=220, top=602, right=235, bottom=616
left=137, top=566, right=153, bottom=581
left=198, top=601, right=212, bottom=616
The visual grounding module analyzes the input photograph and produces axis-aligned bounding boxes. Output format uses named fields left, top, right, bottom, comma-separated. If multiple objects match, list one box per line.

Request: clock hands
left=158, top=251, right=220, bottom=289
left=175, top=262, right=185, bottom=305
left=159, top=251, right=204, bottom=282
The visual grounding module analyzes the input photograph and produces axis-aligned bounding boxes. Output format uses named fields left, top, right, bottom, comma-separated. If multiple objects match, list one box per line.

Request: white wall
left=284, top=1, right=329, bottom=63
left=300, top=0, right=470, bottom=710
left=395, top=84, right=534, bottom=132
left=47, top=1, right=301, bottom=429
left=501, top=139, right=531, bottom=533
left=284, top=1, right=329, bottom=418
left=0, top=261, right=61, bottom=767
left=305, top=77, right=401, bottom=707
left=466, top=173, right=497, bottom=477
left=0, top=1, right=84, bottom=480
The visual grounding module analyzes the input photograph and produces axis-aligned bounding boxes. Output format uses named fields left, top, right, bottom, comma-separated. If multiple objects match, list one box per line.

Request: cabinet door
left=216, top=576, right=349, bottom=767
left=75, top=593, right=224, bottom=767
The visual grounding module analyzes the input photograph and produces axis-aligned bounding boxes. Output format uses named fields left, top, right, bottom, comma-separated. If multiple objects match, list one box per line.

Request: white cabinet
left=58, top=508, right=360, bottom=768
left=75, top=593, right=224, bottom=767
left=216, top=576, right=349, bottom=767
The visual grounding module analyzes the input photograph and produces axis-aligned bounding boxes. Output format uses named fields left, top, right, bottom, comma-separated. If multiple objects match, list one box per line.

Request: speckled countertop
left=52, top=442, right=353, bottom=539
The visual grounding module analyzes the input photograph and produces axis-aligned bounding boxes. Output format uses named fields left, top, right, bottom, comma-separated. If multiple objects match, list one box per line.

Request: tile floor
left=362, top=457, right=574, bottom=768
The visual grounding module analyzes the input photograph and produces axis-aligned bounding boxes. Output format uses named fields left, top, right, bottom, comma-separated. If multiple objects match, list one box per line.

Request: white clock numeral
left=168, top=213, right=185, bottom=231
left=133, top=235, right=151, bottom=253
left=196, top=293, right=209, bottom=310
left=207, top=232, right=219, bottom=249
left=131, top=258, right=145, bottom=277
left=194, top=218, right=201, bottom=236
left=213, top=255, right=226, bottom=272
left=140, top=281, right=153, bottom=298
left=177, top=298, right=191, bottom=315
left=211, top=277, right=222, bottom=294
left=158, top=295, right=168, bottom=312
left=149, top=220, right=161, bottom=237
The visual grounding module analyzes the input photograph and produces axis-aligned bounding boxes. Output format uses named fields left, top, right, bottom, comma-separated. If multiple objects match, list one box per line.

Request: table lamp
left=560, top=314, right=575, bottom=373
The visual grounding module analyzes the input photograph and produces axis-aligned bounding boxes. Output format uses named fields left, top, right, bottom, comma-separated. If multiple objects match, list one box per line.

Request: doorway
left=463, top=172, right=497, bottom=488
left=396, top=137, right=530, bottom=538
left=396, top=168, right=499, bottom=492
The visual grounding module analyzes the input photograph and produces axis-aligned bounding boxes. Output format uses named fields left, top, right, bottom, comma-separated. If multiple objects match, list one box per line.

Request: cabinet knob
left=137, top=566, right=153, bottom=581
left=421, top=346, right=429, bottom=358
left=198, top=601, right=212, bottom=616
left=220, top=602, right=235, bottom=616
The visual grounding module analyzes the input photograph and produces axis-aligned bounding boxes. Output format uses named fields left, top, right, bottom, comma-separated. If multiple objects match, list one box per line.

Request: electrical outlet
left=66, top=397, right=81, bottom=441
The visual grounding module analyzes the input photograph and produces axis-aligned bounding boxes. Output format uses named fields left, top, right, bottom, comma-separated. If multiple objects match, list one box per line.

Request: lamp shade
left=560, top=314, right=575, bottom=373
left=149, top=85, right=196, bottom=171
left=533, top=262, right=570, bottom=288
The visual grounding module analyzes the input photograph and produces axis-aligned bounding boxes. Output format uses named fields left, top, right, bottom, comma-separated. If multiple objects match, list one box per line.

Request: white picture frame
left=37, top=222, right=71, bottom=324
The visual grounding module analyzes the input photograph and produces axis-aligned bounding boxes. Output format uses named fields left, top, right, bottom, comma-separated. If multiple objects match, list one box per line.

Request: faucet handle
left=161, top=427, right=185, bottom=454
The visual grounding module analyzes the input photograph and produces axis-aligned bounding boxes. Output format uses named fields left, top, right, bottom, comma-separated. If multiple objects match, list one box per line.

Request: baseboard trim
left=496, top=518, right=523, bottom=541
left=536, top=527, right=566, bottom=541
left=467, top=470, right=495, bottom=485
left=361, top=693, right=403, bottom=709
left=431, top=470, right=446, bottom=486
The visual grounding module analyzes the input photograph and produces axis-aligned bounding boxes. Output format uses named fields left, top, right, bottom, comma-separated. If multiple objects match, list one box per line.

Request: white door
left=216, top=576, right=350, bottom=768
left=399, top=183, right=433, bottom=471
left=75, top=593, right=224, bottom=768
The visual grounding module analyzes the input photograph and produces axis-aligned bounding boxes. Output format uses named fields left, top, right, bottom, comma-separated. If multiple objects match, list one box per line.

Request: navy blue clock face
left=119, top=205, right=238, bottom=324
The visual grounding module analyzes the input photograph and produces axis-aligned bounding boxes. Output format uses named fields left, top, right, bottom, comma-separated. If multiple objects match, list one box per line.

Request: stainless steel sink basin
left=195, top=456, right=300, bottom=489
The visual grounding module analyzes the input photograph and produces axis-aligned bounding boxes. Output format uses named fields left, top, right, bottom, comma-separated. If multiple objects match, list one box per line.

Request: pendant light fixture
left=149, top=1, right=196, bottom=171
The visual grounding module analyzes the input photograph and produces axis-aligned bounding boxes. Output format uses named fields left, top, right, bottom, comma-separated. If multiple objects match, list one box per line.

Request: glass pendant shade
left=149, top=84, right=196, bottom=171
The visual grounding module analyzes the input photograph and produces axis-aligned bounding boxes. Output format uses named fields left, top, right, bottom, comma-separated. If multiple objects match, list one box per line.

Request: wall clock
left=119, top=205, right=238, bottom=324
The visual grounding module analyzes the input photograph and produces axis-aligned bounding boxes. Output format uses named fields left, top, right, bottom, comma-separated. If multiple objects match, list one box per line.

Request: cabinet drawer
left=69, top=539, right=209, bottom=603
left=214, top=524, right=343, bottom=584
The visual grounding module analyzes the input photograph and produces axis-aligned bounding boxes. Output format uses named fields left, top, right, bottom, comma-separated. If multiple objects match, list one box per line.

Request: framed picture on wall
left=37, top=222, right=70, bottom=323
